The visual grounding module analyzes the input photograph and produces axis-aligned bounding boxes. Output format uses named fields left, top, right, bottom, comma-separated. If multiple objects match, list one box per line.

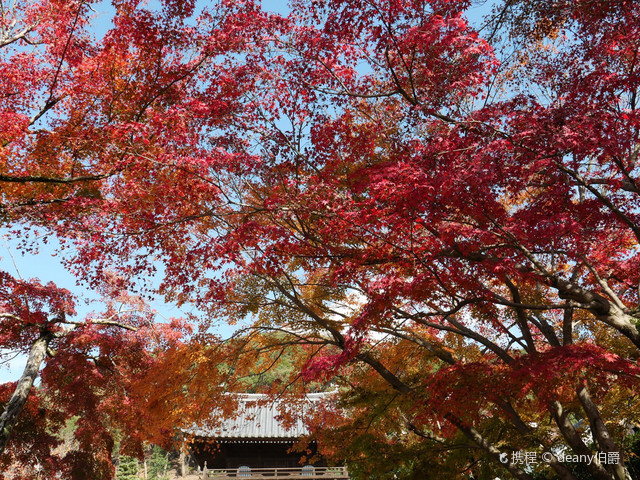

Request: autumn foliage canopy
left=2, top=0, right=640, bottom=479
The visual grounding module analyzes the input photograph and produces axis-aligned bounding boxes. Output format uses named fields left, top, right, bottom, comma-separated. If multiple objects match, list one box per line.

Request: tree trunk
left=179, top=444, right=187, bottom=477
left=0, top=330, right=51, bottom=457
left=551, top=400, right=613, bottom=480
left=444, top=412, right=534, bottom=480
left=576, top=386, right=632, bottom=480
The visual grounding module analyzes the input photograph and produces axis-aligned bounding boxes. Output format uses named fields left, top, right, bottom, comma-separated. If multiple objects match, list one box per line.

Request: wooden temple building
left=188, top=393, right=349, bottom=479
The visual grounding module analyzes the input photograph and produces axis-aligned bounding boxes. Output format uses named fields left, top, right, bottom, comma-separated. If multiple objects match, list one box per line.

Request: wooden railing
left=201, top=466, right=349, bottom=479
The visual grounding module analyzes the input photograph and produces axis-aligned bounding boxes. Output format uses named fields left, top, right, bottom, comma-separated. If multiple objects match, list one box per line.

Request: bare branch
left=0, top=24, right=34, bottom=48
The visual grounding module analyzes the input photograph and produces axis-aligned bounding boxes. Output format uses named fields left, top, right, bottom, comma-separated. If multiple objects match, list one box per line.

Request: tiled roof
left=190, top=393, right=330, bottom=440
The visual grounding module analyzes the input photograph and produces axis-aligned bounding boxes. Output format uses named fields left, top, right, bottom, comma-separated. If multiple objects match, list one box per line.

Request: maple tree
left=0, top=0, right=224, bottom=476
left=88, top=0, right=637, bottom=479
left=0, top=268, right=193, bottom=478
left=3, top=0, right=640, bottom=479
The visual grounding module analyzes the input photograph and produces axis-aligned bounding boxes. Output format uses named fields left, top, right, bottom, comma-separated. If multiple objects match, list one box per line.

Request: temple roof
left=190, top=393, right=330, bottom=440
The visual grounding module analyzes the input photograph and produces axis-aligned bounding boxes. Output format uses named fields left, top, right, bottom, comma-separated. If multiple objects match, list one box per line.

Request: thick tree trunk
left=576, top=386, right=632, bottom=480
left=164, top=451, right=169, bottom=477
left=551, top=400, right=613, bottom=480
left=497, top=400, right=578, bottom=480
left=444, top=412, right=534, bottom=480
left=562, top=307, right=574, bottom=345
left=179, top=444, right=187, bottom=477
left=554, top=279, right=640, bottom=348
left=0, top=330, right=51, bottom=456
